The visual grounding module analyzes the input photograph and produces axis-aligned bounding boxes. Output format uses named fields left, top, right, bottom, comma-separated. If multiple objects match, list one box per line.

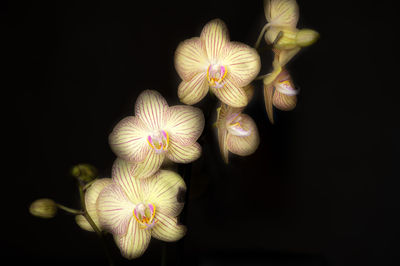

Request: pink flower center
left=147, top=130, right=169, bottom=153
left=207, top=64, right=227, bottom=89
left=133, top=203, right=157, bottom=230
left=275, top=78, right=298, bottom=96
left=226, top=113, right=251, bottom=137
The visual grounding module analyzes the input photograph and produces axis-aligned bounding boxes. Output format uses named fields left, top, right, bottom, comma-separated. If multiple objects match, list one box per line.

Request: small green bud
left=296, top=29, right=319, bottom=47
left=71, top=163, right=98, bottom=182
left=29, top=198, right=57, bottom=218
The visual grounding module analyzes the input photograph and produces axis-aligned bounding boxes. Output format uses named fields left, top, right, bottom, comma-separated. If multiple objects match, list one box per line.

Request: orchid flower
left=75, top=178, right=112, bottom=232
left=263, top=66, right=298, bottom=124
left=175, top=19, right=261, bottom=108
left=109, top=90, right=204, bottom=178
left=96, top=159, right=186, bottom=259
left=215, top=86, right=259, bottom=163
left=256, top=0, right=319, bottom=66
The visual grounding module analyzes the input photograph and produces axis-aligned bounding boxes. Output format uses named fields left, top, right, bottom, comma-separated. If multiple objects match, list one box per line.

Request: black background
left=4, top=0, right=400, bottom=265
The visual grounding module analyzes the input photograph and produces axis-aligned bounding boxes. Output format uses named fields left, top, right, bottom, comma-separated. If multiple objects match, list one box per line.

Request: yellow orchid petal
left=273, top=91, right=297, bottom=111
left=142, top=170, right=186, bottom=217
left=114, top=219, right=151, bottom=260
left=111, top=158, right=143, bottom=202
left=97, top=182, right=135, bottom=236
left=221, top=42, right=260, bottom=87
left=133, top=151, right=165, bottom=179
left=263, top=83, right=275, bottom=124
left=218, top=125, right=229, bottom=164
left=166, top=142, right=201, bottom=164
left=227, top=114, right=260, bottom=156
left=211, top=78, right=248, bottom=108
left=174, top=37, right=209, bottom=82
left=242, top=84, right=255, bottom=102
left=276, top=47, right=300, bottom=67
left=264, top=0, right=299, bottom=27
left=200, top=19, right=230, bottom=62
left=178, top=72, right=209, bottom=105
left=76, top=178, right=112, bottom=232
left=152, top=212, right=186, bottom=242
left=135, top=90, right=169, bottom=130
left=109, top=116, right=150, bottom=163
left=165, top=105, right=205, bottom=146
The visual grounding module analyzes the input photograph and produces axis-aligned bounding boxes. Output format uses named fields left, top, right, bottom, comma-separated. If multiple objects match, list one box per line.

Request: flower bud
left=296, top=29, right=319, bottom=47
left=265, top=27, right=298, bottom=50
left=71, top=163, right=98, bottom=182
left=29, top=198, right=57, bottom=218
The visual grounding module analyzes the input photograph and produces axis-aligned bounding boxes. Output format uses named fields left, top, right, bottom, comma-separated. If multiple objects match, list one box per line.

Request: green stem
left=55, top=203, right=82, bottom=215
left=254, top=23, right=270, bottom=49
left=255, top=73, right=270, bottom=81
left=78, top=182, right=115, bottom=266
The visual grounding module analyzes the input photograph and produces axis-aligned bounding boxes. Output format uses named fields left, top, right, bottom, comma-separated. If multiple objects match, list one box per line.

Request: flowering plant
left=29, top=0, right=317, bottom=264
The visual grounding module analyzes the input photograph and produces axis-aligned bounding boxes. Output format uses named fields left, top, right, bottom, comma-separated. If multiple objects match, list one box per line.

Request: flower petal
left=109, top=116, right=150, bottom=163
left=152, top=212, right=186, bottom=242
left=141, top=170, right=186, bottom=217
left=211, top=78, right=248, bottom=108
left=218, top=126, right=229, bottom=164
left=178, top=72, right=209, bottom=105
left=167, top=142, right=201, bottom=164
left=227, top=114, right=260, bottom=156
left=263, top=83, right=275, bottom=124
left=200, top=19, right=230, bottom=62
left=165, top=105, right=205, bottom=146
left=276, top=47, right=300, bottom=67
left=114, top=219, right=151, bottom=259
left=135, top=90, right=169, bottom=130
left=112, top=158, right=143, bottom=202
left=221, top=42, right=260, bottom=87
left=97, top=182, right=135, bottom=236
left=264, top=0, right=299, bottom=27
left=134, top=151, right=165, bottom=179
left=174, top=37, right=209, bottom=82
left=76, top=178, right=113, bottom=232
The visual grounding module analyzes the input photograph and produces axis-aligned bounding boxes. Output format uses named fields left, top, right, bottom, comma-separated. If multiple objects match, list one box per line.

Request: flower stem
left=78, top=181, right=115, bottom=266
left=254, top=23, right=270, bottom=49
left=55, top=203, right=82, bottom=215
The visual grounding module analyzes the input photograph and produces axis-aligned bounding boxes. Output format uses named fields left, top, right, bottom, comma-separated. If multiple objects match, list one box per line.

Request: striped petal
left=263, top=83, right=275, bottom=124
left=135, top=90, right=169, bottom=130
left=211, top=78, right=248, bottom=108
left=227, top=114, right=260, bottom=156
left=200, top=19, right=230, bottom=62
left=114, top=219, right=151, bottom=259
left=165, top=105, right=205, bottom=146
left=141, top=170, right=186, bottom=217
left=218, top=126, right=229, bottom=164
left=97, top=182, right=135, bottom=236
left=152, top=212, right=186, bottom=242
left=264, top=0, right=299, bottom=27
left=174, top=37, right=209, bottom=81
left=112, top=158, right=143, bottom=203
left=178, top=72, right=209, bottom=105
left=134, top=151, right=165, bottom=179
left=109, top=116, right=150, bottom=163
left=76, top=178, right=113, bottom=232
left=273, top=91, right=297, bottom=111
left=167, top=142, right=201, bottom=164
left=221, top=42, right=261, bottom=87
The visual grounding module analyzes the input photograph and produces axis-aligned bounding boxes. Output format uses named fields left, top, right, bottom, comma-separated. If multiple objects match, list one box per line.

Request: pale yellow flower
left=175, top=19, right=261, bottom=107
left=75, top=178, right=112, bottom=232
left=215, top=86, right=259, bottom=163
left=259, top=0, right=319, bottom=67
left=263, top=66, right=298, bottom=124
left=96, top=159, right=186, bottom=259
left=109, top=90, right=204, bottom=178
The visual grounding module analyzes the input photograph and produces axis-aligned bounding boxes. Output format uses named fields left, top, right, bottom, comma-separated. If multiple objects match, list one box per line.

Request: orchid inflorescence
left=29, top=0, right=318, bottom=262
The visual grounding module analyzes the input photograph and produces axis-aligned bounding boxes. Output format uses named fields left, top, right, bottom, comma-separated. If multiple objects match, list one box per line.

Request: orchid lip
left=147, top=130, right=170, bottom=153
left=133, top=203, right=158, bottom=230
left=275, top=79, right=298, bottom=96
left=226, top=113, right=251, bottom=137
left=207, top=64, right=227, bottom=89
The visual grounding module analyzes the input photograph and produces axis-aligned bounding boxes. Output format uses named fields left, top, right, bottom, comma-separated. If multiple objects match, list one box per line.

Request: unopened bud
left=265, top=27, right=298, bottom=50
left=29, top=198, right=57, bottom=218
left=71, top=163, right=98, bottom=182
left=296, top=29, right=319, bottom=47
